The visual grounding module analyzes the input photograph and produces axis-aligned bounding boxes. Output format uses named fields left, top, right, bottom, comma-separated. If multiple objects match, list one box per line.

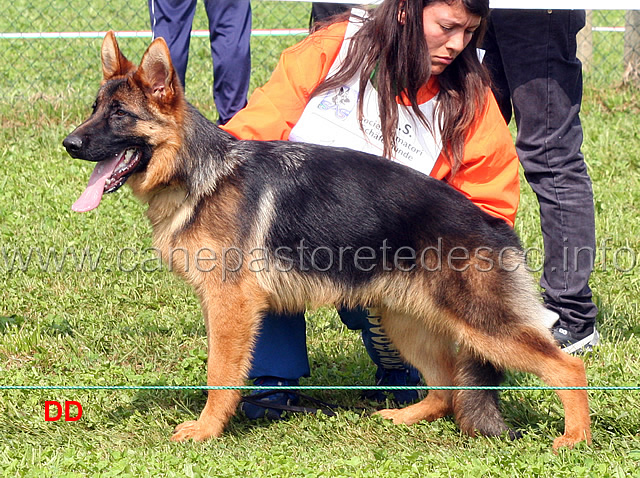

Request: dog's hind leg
left=546, top=355, right=591, bottom=450
left=527, top=344, right=591, bottom=450
left=461, top=324, right=591, bottom=449
left=453, top=347, right=512, bottom=438
left=171, top=280, right=268, bottom=442
left=373, top=312, right=455, bottom=425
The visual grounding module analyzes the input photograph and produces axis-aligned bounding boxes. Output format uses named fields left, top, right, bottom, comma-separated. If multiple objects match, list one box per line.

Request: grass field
left=1, top=3, right=640, bottom=477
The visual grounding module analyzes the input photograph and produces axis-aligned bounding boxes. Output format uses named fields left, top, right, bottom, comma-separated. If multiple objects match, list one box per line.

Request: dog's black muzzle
left=62, top=134, right=85, bottom=159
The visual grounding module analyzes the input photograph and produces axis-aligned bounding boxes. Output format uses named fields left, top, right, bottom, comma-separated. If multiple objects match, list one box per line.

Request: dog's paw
left=374, top=398, right=451, bottom=425
left=170, top=419, right=222, bottom=442
left=552, top=431, right=591, bottom=451
left=374, top=408, right=421, bottom=425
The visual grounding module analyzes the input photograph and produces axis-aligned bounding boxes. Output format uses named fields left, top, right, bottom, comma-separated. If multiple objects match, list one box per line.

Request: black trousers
left=310, top=2, right=355, bottom=28
left=483, top=9, right=597, bottom=335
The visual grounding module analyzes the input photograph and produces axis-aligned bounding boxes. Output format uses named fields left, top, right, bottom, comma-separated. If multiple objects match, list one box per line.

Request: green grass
left=1, top=86, right=640, bottom=477
left=1, top=3, right=640, bottom=476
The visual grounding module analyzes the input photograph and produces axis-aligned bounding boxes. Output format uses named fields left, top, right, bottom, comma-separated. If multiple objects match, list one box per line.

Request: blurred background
left=1, top=2, right=638, bottom=111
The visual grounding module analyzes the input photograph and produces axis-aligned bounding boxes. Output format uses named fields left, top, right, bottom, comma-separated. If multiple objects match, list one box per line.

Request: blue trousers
left=148, top=0, right=251, bottom=124
left=249, top=312, right=309, bottom=380
left=483, top=10, right=598, bottom=335
left=249, top=308, right=410, bottom=380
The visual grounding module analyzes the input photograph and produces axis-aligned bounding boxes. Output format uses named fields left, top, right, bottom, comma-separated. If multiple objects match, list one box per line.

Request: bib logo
left=44, top=400, right=83, bottom=422
left=318, top=86, right=355, bottom=119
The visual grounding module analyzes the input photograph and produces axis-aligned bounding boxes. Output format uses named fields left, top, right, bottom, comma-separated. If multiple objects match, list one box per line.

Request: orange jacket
left=222, top=21, right=520, bottom=226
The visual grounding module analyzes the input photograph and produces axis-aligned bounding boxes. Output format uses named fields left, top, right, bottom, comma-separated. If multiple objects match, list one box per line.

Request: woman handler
left=221, top=0, right=520, bottom=418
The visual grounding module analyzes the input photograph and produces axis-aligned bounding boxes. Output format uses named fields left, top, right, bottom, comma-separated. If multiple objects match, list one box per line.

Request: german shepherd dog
left=63, top=32, right=591, bottom=449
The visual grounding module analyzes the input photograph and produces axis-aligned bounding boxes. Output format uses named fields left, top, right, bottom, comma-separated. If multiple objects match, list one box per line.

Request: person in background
left=482, top=9, right=599, bottom=355
left=222, top=0, right=520, bottom=420
left=148, top=0, right=251, bottom=125
left=310, top=2, right=355, bottom=28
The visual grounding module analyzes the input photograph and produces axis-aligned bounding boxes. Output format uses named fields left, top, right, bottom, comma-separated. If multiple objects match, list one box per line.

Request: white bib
left=289, top=9, right=443, bottom=177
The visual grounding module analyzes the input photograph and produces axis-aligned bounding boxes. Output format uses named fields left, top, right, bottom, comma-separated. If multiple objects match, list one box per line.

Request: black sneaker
left=240, top=377, right=300, bottom=420
left=363, top=367, right=422, bottom=405
left=552, top=326, right=600, bottom=355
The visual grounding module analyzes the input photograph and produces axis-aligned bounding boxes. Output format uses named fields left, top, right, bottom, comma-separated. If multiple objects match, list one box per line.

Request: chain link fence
left=1, top=2, right=639, bottom=109
left=0, top=1, right=311, bottom=109
left=580, top=10, right=640, bottom=84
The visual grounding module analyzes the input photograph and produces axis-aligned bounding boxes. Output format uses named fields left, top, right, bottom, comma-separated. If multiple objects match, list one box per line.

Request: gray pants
left=483, top=9, right=598, bottom=335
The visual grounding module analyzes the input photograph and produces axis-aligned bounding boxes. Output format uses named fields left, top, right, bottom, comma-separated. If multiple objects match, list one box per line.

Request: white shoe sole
left=561, top=329, right=600, bottom=355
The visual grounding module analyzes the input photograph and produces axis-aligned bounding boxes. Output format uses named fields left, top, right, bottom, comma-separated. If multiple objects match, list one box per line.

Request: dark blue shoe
left=240, top=377, right=300, bottom=420
left=364, top=367, right=422, bottom=405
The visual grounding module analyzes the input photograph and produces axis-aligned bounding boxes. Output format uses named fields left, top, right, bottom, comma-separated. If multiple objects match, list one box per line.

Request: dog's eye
left=113, top=109, right=128, bottom=117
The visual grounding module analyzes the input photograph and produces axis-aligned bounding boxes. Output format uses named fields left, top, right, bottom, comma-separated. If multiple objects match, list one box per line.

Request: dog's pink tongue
left=71, top=155, right=120, bottom=212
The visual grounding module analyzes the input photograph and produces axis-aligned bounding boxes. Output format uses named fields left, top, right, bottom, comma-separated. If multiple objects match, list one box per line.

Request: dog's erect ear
left=101, top=31, right=136, bottom=81
left=135, top=37, right=181, bottom=103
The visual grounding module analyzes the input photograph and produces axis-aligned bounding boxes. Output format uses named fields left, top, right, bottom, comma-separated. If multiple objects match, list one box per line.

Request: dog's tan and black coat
left=63, top=32, right=591, bottom=449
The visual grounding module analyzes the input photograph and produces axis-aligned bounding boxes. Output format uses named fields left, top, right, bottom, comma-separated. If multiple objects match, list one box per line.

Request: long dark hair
left=312, top=0, right=491, bottom=175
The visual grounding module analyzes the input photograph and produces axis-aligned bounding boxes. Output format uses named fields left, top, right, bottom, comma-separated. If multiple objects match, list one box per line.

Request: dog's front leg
left=171, top=281, right=266, bottom=442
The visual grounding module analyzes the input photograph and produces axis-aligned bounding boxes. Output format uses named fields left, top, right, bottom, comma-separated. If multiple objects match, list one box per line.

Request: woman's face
left=421, top=1, right=482, bottom=75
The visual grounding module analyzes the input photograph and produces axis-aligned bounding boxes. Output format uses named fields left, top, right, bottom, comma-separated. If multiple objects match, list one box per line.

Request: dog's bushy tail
left=453, top=348, right=520, bottom=439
